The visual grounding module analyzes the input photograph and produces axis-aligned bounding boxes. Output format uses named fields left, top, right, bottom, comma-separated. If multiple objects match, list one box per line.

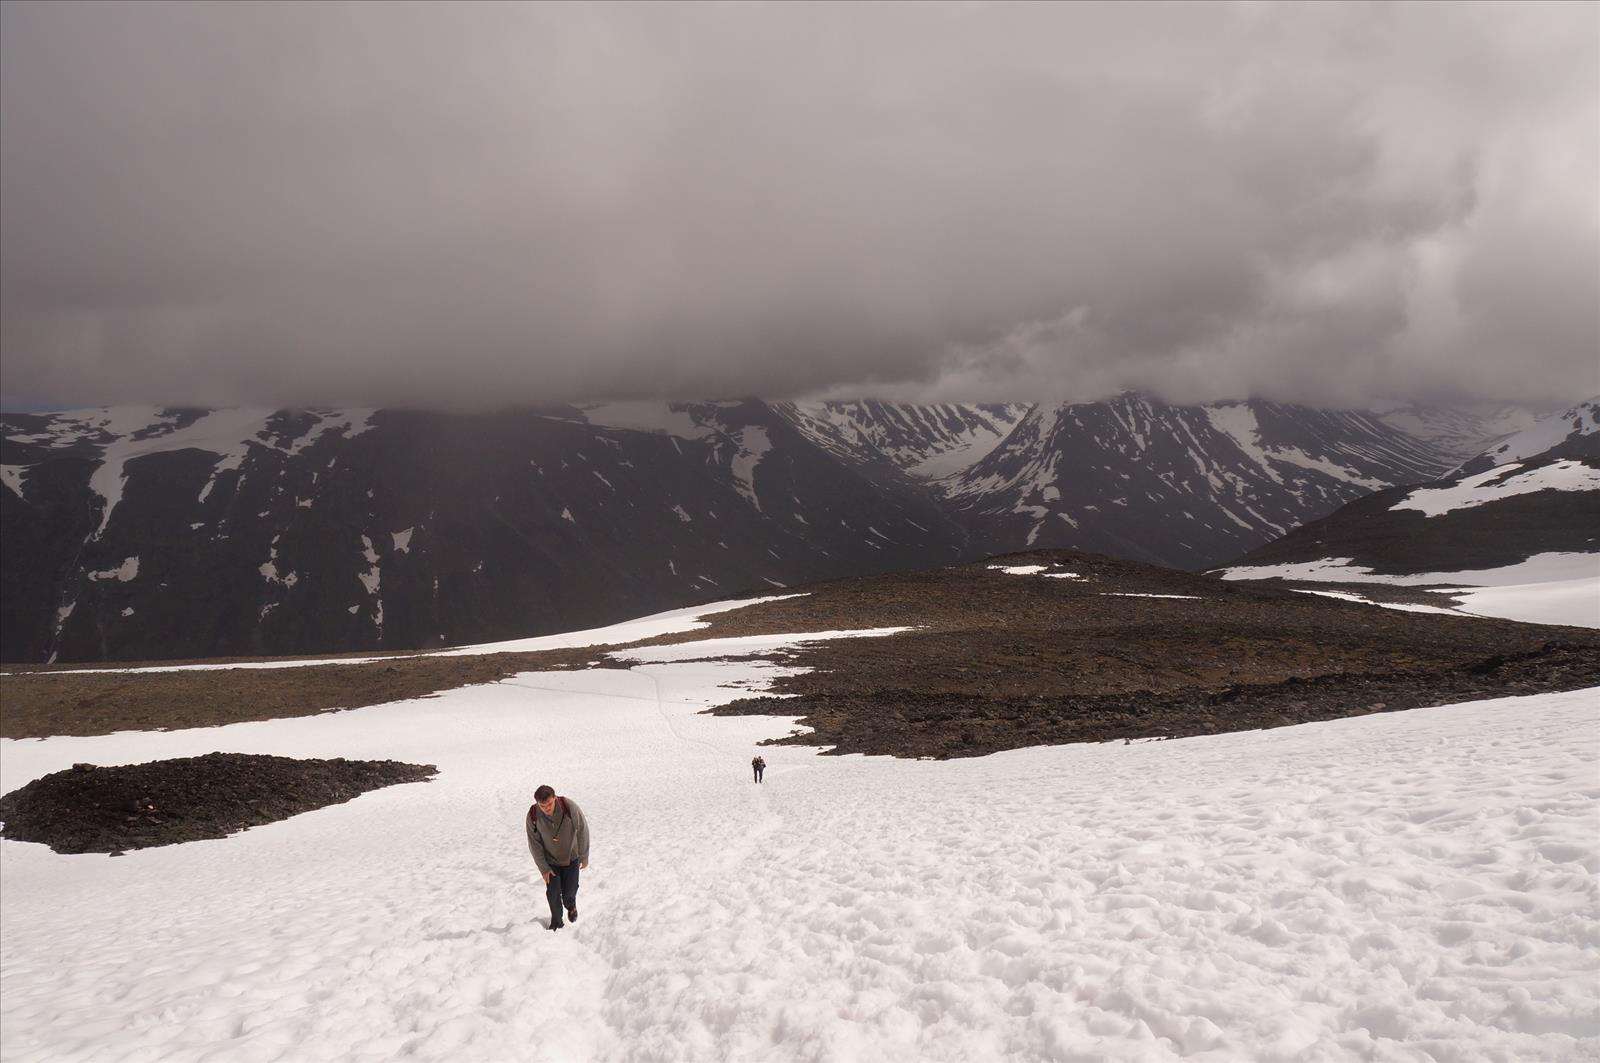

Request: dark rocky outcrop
left=0, top=752, right=437, bottom=854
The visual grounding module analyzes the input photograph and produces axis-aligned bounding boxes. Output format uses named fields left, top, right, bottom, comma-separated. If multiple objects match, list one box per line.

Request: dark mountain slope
left=1, top=404, right=971, bottom=662
left=3, top=396, right=1465, bottom=663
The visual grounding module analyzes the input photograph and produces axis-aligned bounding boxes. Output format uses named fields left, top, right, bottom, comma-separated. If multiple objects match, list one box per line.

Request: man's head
left=534, top=784, right=556, bottom=815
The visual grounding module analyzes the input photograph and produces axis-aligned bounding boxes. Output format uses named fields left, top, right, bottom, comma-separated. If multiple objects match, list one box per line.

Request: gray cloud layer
left=2, top=2, right=1595, bottom=410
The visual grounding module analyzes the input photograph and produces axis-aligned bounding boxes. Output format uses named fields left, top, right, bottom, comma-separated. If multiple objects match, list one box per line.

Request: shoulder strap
left=530, top=798, right=571, bottom=822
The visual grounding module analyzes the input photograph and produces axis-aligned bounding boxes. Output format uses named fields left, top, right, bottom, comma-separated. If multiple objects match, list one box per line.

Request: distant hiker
left=526, top=784, right=589, bottom=931
left=752, top=755, right=766, bottom=783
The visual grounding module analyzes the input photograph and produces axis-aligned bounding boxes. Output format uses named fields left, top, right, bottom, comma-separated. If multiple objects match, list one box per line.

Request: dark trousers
left=546, top=862, right=580, bottom=925
left=753, top=765, right=764, bottom=783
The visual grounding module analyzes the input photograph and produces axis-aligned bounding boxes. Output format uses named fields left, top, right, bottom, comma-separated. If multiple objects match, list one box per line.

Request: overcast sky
left=1, top=1, right=1595, bottom=411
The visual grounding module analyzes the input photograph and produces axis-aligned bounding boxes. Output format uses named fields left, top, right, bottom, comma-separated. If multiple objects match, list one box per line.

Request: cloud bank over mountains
left=2, top=2, right=1595, bottom=410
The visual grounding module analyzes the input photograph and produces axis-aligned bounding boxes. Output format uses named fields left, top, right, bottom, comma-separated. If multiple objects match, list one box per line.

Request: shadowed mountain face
left=3, top=397, right=1459, bottom=663
left=1, top=403, right=969, bottom=663
left=1223, top=400, right=1600, bottom=576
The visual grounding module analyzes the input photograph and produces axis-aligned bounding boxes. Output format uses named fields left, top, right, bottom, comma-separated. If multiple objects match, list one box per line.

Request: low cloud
left=2, top=2, right=1595, bottom=410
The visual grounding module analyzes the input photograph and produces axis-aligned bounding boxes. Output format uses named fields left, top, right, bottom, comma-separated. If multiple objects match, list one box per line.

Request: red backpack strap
left=532, top=797, right=572, bottom=823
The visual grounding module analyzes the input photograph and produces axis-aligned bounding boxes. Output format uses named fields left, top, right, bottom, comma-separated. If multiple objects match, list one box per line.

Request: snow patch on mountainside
left=1462, top=399, right=1600, bottom=472
left=0, top=464, right=29, bottom=499
left=2, top=406, right=378, bottom=533
left=575, top=402, right=709, bottom=440
left=88, top=558, right=140, bottom=582
left=1220, top=552, right=1600, bottom=627
left=1205, top=404, right=1384, bottom=490
left=86, top=408, right=275, bottom=536
left=1220, top=551, right=1597, bottom=587
left=1393, top=460, right=1600, bottom=518
left=907, top=429, right=1016, bottom=478
left=727, top=426, right=772, bottom=510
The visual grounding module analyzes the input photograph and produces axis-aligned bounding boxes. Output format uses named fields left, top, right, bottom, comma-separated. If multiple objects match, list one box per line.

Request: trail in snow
left=1, top=644, right=1596, bottom=1062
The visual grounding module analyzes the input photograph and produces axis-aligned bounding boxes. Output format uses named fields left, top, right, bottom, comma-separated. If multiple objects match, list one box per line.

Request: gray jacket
left=526, top=797, right=590, bottom=875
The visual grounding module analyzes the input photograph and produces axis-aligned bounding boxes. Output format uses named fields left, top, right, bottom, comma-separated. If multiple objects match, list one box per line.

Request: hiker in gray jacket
left=526, top=784, right=590, bottom=930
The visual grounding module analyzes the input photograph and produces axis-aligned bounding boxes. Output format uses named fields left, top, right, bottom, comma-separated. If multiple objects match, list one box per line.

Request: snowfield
left=2, top=617, right=1597, bottom=1062
left=1220, top=552, right=1600, bottom=629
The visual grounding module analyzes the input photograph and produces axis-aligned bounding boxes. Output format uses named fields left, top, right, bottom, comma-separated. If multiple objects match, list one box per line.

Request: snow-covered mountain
left=1454, top=397, right=1600, bottom=475
left=1370, top=402, right=1545, bottom=464
left=0, top=403, right=971, bottom=663
left=945, top=395, right=1458, bottom=571
left=1222, top=399, right=1600, bottom=598
left=773, top=401, right=1029, bottom=479
left=1, top=395, right=1473, bottom=662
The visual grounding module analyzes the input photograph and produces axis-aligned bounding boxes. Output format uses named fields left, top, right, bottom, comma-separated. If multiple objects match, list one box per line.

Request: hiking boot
left=549, top=919, right=563, bottom=931
left=567, top=907, right=578, bottom=922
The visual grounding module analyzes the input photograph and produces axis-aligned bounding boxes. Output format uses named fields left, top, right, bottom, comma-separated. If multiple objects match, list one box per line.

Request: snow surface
left=906, top=426, right=1017, bottom=479
left=0, top=464, right=29, bottom=499
left=575, top=402, right=708, bottom=439
left=1219, top=552, right=1600, bottom=628
left=87, top=558, right=140, bottom=583
left=1468, top=398, right=1599, bottom=470
left=1102, top=593, right=1203, bottom=600
left=991, top=565, right=1085, bottom=581
left=1296, top=590, right=1468, bottom=617
left=1449, top=580, right=1600, bottom=630
left=727, top=426, right=772, bottom=511
left=2, top=639, right=1596, bottom=1061
left=1392, top=460, right=1600, bottom=518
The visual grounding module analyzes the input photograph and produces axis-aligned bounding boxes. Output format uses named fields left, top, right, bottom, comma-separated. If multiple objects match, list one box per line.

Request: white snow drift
left=2, top=612, right=1596, bottom=1062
